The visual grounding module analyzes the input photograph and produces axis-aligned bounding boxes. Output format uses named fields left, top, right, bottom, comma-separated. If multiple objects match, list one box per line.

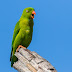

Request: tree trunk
left=13, top=48, right=57, bottom=72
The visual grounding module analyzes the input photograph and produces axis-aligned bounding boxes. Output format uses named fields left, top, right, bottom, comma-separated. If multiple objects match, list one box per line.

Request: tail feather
left=10, top=47, right=18, bottom=67
left=10, top=47, right=13, bottom=61
left=11, top=55, right=18, bottom=67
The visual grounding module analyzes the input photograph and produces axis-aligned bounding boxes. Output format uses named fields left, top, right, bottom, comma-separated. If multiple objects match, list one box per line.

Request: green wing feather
left=10, top=21, right=20, bottom=61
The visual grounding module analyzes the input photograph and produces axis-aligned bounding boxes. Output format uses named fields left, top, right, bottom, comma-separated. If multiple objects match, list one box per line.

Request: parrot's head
left=22, top=7, right=36, bottom=19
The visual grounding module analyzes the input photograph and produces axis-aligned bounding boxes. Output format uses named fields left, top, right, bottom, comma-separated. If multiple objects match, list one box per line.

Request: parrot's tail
left=10, top=47, right=13, bottom=61
left=11, top=55, right=18, bottom=67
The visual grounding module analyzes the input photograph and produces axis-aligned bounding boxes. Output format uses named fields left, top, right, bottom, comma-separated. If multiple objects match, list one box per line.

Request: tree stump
left=13, top=48, right=57, bottom=72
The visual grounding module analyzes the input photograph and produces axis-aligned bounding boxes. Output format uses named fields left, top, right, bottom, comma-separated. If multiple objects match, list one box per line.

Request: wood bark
left=13, top=48, right=57, bottom=72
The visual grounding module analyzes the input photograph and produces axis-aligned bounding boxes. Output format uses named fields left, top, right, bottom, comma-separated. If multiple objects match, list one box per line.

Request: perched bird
left=10, top=7, right=36, bottom=67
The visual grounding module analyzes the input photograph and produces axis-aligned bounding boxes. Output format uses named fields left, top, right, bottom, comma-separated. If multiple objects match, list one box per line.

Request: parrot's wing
left=10, top=21, right=20, bottom=61
left=12, top=21, right=20, bottom=46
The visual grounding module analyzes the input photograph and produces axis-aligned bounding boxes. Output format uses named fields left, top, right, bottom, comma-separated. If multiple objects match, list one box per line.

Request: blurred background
left=0, top=0, right=72, bottom=72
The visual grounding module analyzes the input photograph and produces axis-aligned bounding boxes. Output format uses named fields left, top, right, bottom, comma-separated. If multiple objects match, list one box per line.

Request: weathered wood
left=13, top=48, right=57, bottom=72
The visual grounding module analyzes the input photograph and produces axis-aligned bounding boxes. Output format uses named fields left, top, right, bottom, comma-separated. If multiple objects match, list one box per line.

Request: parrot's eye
left=26, top=10, right=29, bottom=13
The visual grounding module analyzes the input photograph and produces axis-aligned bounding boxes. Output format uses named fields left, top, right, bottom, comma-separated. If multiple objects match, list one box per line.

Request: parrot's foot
left=16, top=45, right=26, bottom=52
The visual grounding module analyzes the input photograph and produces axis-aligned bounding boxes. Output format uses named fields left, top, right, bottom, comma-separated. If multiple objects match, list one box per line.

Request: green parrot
left=10, top=7, right=36, bottom=67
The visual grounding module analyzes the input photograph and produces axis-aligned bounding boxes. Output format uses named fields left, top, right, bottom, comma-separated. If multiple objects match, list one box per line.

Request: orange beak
left=31, top=11, right=36, bottom=19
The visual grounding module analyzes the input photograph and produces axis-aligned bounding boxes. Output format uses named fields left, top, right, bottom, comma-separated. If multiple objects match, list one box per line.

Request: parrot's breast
left=20, top=19, right=33, bottom=48
left=21, top=29, right=33, bottom=48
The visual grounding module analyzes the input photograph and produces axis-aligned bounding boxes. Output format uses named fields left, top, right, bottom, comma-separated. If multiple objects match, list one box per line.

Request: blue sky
left=0, top=0, right=72, bottom=72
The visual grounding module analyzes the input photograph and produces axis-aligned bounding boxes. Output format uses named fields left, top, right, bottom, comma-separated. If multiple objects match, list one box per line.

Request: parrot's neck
left=19, top=17, right=34, bottom=30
